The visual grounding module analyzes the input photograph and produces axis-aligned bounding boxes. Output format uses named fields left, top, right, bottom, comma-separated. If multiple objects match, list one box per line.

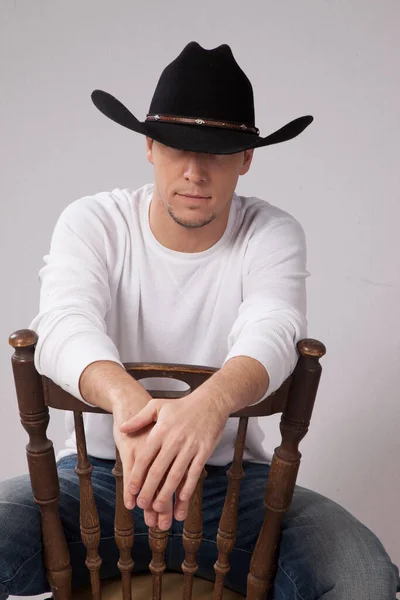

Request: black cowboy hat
left=91, top=42, right=313, bottom=155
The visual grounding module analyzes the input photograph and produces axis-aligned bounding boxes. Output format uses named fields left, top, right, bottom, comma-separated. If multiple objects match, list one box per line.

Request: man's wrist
left=79, top=360, right=151, bottom=414
left=197, top=356, right=270, bottom=416
left=190, top=374, right=234, bottom=423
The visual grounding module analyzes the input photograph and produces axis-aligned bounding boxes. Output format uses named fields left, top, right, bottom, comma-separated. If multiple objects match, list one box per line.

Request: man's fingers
left=124, top=493, right=136, bottom=511
left=127, top=438, right=162, bottom=497
left=135, top=441, right=181, bottom=509
left=173, top=470, right=200, bottom=521
left=173, top=496, right=190, bottom=521
left=156, top=498, right=174, bottom=531
left=122, top=457, right=136, bottom=510
left=151, top=450, right=192, bottom=513
left=178, top=457, right=205, bottom=502
left=120, top=403, right=157, bottom=434
left=144, top=506, right=158, bottom=528
left=118, top=441, right=135, bottom=510
left=136, top=458, right=171, bottom=510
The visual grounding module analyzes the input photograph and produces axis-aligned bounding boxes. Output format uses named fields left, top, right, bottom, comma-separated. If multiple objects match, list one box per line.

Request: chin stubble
left=167, top=206, right=217, bottom=229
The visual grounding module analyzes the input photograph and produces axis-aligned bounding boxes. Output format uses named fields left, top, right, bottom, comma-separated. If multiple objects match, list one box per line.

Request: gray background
left=1, top=1, right=399, bottom=598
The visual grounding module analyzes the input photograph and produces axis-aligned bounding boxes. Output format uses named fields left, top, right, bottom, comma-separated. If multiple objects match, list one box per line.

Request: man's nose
left=183, top=155, right=208, bottom=184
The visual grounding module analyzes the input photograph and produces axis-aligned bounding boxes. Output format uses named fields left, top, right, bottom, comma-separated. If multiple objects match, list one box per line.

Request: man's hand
left=112, top=405, right=175, bottom=530
left=79, top=361, right=171, bottom=527
left=80, top=356, right=269, bottom=531
left=119, top=393, right=230, bottom=526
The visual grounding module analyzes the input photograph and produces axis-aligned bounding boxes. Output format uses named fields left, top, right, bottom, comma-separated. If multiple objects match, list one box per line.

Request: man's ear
left=239, top=149, right=254, bottom=175
left=146, top=137, right=154, bottom=164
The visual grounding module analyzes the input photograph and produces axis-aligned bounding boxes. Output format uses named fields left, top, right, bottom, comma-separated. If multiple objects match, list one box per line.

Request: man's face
left=146, top=138, right=254, bottom=229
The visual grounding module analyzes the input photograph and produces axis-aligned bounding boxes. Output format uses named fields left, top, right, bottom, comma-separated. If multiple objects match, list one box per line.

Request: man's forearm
left=79, top=360, right=151, bottom=417
left=79, top=356, right=268, bottom=423
left=197, top=356, right=270, bottom=419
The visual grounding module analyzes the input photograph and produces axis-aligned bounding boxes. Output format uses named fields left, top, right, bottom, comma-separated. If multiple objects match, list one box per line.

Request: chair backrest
left=9, top=329, right=326, bottom=600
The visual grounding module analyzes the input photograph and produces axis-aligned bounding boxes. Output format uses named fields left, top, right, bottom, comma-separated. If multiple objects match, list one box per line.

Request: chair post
left=112, top=448, right=134, bottom=600
left=182, top=467, right=207, bottom=600
left=9, top=329, right=72, bottom=600
left=247, top=339, right=326, bottom=600
left=213, top=417, right=248, bottom=599
left=148, top=526, right=169, bottom=600
left=74, top=411, right=103, bottom=600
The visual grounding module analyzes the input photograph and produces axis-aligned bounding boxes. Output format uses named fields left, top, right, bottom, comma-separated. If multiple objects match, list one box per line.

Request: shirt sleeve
left=223, top=215, right=308, bottom=399
left=30, top=198, right=124, bottom=403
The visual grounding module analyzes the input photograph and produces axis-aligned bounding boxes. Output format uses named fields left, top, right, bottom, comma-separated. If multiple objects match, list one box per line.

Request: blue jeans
left=0, top=455, right=398, bottom=599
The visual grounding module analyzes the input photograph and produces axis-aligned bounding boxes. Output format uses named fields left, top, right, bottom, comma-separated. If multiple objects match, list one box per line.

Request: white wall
left=1, top=0, right=399, bottom=596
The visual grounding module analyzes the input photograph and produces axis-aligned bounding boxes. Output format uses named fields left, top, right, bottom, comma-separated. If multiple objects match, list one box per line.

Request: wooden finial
left=297, top=338, right=326, bottom=359
left=9, top=329, right=38, bottom=349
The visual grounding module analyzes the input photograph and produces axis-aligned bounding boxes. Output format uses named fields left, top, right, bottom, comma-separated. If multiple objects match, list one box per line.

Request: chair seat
left=73, top=572, right=244, bottom=599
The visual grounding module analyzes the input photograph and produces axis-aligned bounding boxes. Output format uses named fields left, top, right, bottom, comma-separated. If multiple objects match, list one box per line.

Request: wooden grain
left=149, top=526, right=169, bottom=600
left=112, top=449, right=134, bottom=600
left=74, top=411, right=102, bottom=600
left=213, top=417, right=248, bottom=600
left=9, top=329, right=72, bottom=600
left=42, top=373, right=291, bottom=419
left=9, top=329, right=326, bottom=600
left=182, top=468, right=207, bottom=600
left=73, top=572, right=244, bottom=600
left=246, top=339, right=326, bottom=599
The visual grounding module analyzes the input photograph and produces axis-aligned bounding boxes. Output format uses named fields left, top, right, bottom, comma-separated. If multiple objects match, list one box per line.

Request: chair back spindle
left=213, top=417, right=248, bottom=599
left=74, top=411, right=103, bottom=599
left=112, top=449, right=135, bottom=600
left=9, top=330, right=326, bottom=600
left=182, top=468, right=207, bottom=599
left=149, top=525, right=170, bottom=599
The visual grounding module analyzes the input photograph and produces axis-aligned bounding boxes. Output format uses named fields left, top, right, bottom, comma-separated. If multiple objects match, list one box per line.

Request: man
left=1, top=42, right=399, bottom=599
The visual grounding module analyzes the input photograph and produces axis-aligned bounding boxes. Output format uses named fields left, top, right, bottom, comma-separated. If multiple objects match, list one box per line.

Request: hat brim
left=91, top=90, right=313, bottom=155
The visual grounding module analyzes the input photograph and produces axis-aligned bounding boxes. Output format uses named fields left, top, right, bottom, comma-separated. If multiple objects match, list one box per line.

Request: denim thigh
left=0, top=457, right=398, bottom=600
left=185, top=462, right=399, bottom=599
left=0, top=455, right=151, bottom=599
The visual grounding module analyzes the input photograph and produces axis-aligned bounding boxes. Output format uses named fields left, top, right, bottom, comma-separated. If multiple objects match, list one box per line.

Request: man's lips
left=177, top=193, right=211, bottom=199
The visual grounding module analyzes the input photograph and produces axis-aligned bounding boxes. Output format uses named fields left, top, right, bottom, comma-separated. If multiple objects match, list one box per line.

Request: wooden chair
left=9, top=329, right=326, bottom=600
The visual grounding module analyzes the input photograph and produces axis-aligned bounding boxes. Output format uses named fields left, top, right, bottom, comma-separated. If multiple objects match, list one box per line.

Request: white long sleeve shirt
left=30, top=184, right=308, bottom=465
